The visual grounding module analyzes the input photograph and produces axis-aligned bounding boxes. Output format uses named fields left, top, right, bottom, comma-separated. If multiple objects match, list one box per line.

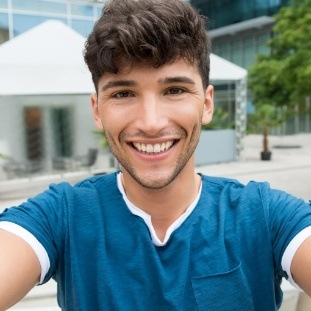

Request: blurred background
left=0, top=0, right=310, bottom=310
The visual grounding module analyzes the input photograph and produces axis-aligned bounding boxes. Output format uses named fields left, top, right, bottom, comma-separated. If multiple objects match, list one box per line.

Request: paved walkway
left=1, top=133, right=311, bottom=310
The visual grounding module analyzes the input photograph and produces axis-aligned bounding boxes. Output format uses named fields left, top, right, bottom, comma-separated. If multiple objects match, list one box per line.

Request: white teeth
left=146, top=144, right=153, bottom=153
left=132, top=141, right=174, bottom=154
left=154, top=144, right=161, bottom=153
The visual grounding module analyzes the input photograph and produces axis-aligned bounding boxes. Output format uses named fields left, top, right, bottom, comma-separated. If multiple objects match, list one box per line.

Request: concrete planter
left=195, top=129, right=236, bottom=166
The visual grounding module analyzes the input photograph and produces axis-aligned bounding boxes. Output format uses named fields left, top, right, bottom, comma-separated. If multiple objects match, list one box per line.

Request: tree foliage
left=248, top=0, right=311, bottom=107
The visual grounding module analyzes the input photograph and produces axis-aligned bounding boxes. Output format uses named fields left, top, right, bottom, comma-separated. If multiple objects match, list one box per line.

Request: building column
left=235, top=77, right=247, bottom=160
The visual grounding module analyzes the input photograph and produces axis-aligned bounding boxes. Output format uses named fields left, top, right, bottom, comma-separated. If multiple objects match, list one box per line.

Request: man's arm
left=291, top=235, right=311, bottom=296
left=0, top=229, right=41, bottom=310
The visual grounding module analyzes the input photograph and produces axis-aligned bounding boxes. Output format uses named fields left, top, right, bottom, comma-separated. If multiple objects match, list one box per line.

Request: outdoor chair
left=74, top=148, right=98, bottom=170
left=52, top=157, right=75, bottom=172
left=2, top=159, right=43, bottom=179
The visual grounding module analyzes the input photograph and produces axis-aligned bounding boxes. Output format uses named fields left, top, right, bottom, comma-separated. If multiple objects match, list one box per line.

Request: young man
left=0, top=0, right=311, bottom=310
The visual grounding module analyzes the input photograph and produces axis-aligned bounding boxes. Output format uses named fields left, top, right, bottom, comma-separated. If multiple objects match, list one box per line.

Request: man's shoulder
left=199, top=173, right=273, bottom=205
left=35, top=171, right=120, bottom=205
left=74, top=171, right=118, bottom=189
left=200, top=173, right=269, bottom=191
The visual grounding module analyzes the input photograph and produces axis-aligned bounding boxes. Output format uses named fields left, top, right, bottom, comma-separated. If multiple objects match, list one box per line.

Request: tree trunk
left=263, top=125, right=269, bottom=152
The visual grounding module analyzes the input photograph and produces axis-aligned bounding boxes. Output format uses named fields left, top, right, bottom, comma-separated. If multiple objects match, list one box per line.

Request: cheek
left=101, top=111, right=130, bottom=139
left=179, top=105, right=204, bottom=127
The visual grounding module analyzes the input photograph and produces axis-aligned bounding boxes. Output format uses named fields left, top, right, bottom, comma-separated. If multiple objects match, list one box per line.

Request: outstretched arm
left=0, top=229, right=41, bottom=310
left=291, top=236, right=311, bottom=296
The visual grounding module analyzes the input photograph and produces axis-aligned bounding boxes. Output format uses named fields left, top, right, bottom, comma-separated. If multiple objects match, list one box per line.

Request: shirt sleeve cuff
left=281, top=226, right=311, bottom=289
left=0, top=221, right=50, bottom=284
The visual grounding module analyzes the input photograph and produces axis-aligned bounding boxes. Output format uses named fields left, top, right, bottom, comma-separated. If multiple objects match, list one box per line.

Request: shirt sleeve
left=0, top=221, right=50, bottom=284
left=0, top=182, right=72, bottom=283
left=263, top=184, right=311, bottom=282
left=281, top=226, right=311, bottom=288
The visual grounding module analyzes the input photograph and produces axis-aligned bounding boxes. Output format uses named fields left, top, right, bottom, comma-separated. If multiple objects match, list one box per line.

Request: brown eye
left=166, top=88, right=184, bottom=95
left=114, top=91, right=132, bottom=99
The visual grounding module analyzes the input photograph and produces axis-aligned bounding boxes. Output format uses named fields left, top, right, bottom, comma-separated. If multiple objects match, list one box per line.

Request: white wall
left=195, top=129, right=236, bottom=165
left=0, top=94, right=99, bottom=164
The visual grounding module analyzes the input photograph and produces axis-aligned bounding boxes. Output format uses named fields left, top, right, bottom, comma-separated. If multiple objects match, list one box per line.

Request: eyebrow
left=101, top=76, right=195, bottom=92
left=101, top=80, right=137, bottom=92
left=158, top=76, right=196, bottom=85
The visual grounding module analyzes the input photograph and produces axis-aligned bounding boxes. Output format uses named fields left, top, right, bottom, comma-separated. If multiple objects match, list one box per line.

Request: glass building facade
left=0, top=0, right=106, bottom=44
left=191, top=0, right=290, bottom=69
left=189, top=0, right=311, bottom=135
left=191, top=0, right=290, bottom=30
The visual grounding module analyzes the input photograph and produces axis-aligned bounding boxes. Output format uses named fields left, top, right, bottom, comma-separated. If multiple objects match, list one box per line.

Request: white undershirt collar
left=117, top=172, right=202, bottom=246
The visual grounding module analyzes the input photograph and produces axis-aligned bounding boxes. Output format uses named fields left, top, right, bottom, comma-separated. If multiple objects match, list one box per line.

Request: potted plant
left=92, top=130, right=119, bottom=169
left=248, top=104, right=284, bottom=161
left=92, top=130, right=108, bottom=149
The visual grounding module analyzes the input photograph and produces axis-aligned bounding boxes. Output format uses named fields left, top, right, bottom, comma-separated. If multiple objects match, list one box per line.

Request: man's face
left=91, top=59, right=214, bottom=189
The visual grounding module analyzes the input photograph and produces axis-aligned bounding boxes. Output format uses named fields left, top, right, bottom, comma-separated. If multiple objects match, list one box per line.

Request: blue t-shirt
left=1, top=173, right=311, bottom=310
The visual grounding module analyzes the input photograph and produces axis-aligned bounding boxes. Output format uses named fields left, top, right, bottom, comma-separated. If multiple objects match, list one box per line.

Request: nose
left=135, top=95, right=168, bottom=135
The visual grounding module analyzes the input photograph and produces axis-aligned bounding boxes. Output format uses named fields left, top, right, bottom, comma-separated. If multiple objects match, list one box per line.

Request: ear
left=201, top=85, right=214, bottom=125
left=90, top=93, right=104, bottom=130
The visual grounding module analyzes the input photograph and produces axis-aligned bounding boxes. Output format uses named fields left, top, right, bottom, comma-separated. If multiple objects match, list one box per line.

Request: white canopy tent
left=210, top=53, right=247, bottom=81
left=0, top=20, right=247, bottom=159
left=0, top=20, right=94, bottom=96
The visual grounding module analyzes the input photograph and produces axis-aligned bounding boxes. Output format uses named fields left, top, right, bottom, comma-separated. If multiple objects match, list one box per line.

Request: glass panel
left=12, top=0, right=66, bottom=15
left=242, top=0, right=254, bottom=19
left=71, top=19, right=94, bottom=37
left=96, top=6, right=103, bottom=18
left=221, top=49, right=230, bottom=61
left=13, top=14, right=67, bottom=37
left=0, top=0, right=8, bottom=9
left=242, top=46, right=255, bottom=68
left=257, top=43, right=269, bottom=55
left=191, top=0, right=291, bottom=28
left=255, top=0, right=269, bottom=16
left=256, top=32, right=271, bottom=55
left=0, top=13, right=9, bottom=43
left=71, top=4, right=93, bottom=17
left=257, top=32, right=270, bottom=43
left=244, top=39, right=255, bottom=68
left=231, top=40, right=242, bottom=67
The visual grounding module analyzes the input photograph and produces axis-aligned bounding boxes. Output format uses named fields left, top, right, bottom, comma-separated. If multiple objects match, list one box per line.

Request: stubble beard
left=104, top=125, right=201, bottom=190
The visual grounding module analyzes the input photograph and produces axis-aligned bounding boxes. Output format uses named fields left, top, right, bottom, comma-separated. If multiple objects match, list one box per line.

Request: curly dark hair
left=84, top=0, right=210, bottom=92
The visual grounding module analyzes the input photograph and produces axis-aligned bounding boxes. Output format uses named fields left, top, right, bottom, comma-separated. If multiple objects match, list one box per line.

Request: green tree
left=248, top=0, right=311, bottom=107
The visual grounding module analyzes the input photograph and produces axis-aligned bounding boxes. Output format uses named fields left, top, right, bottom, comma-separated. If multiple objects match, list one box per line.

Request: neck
left=121, top=162, right=201, bottom=239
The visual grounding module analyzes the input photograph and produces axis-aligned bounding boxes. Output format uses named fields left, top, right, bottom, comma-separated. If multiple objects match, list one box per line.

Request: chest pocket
left=191, top=263, right=254, bottom=311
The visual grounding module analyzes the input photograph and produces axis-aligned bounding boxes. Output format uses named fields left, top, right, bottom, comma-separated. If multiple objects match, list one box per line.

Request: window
left=71, top=19, right=94, bottom=37
left=12, top=0, right=66, bottom=14
left=24, top=107, right=44, bottom=160
left=0, top=0, right=7, bottom=9
left=51, top=106, right=73, bottom=157
left=71, top=4, right=93, bottom=17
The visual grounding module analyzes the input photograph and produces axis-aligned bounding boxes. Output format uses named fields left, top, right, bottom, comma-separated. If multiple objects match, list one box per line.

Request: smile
left=132, top=141, right=176, bottom=154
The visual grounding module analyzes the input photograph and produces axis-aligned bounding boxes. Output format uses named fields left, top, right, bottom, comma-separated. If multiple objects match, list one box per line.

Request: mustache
left=119, top=128, right=187, bottom=140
